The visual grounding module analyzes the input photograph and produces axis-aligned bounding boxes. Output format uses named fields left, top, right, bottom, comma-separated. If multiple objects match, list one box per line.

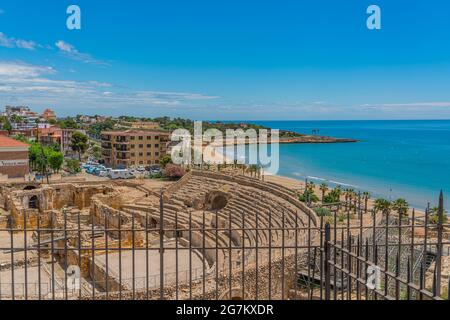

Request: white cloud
left=361, top=102, right=450, bottom=108
left=55, top=40, right=109, bottom=66
left=55, top=40, right=75, bottom=53
left=0, top=61, right=217, bottom=110
left=0, top=62, right=54, bottom=77
left=0, top=32, right=38, bottom=50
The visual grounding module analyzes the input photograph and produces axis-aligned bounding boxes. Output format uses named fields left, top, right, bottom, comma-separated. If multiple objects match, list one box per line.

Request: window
left=138, top=136, right=143, bottom=140
left=147, top=136, right=152, bottom=140
left=147, top=161, right=152, bottom=164
left=139, top=161, right=143, bottom=165
left=131, top=153, right=135, bottom=157
left=131, top=145, right=135, bottom=149
left=139, top=144, right=144, bottom=148
left=130, top=136, right=135, bottom=140
left=131, top=161, right=135, bottom=165
left=147, top=144, right=151, bottom=148
left=155, top=152, right=159, bottom=156
left=155, top=136, right=159, bottom=140
left=139, top=152, right=143, bottom=156
left=155, top=144, right=159, bottom=148
left=28, top=195, right=39, bottom=209
left=147, top=152, right=151, bottom=156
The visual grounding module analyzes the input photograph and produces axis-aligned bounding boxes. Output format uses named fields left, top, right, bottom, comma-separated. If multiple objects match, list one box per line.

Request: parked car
left=86, top=166, right=97, bottom=174
left=109, top=169, right=135, bottom=180
left=99, top=170, right=109, bottom=177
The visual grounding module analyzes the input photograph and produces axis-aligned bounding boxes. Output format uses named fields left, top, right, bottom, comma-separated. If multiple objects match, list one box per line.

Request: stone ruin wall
left=0, top=183, right=114, bottom=229
left=84, top=252, right=309, bottom=300
left=90, top=193, right=145, bottom=246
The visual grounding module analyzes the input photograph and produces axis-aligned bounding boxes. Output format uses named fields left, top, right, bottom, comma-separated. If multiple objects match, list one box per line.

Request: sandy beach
left=264, top=173, right=426, bottom=218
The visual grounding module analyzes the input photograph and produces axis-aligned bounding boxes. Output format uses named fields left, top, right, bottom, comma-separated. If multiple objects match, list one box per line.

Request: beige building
left=101, top=130, right=169, bottom=168
left=121, top=121, right=160, bottom=130
left=0, top=135, right=29, bottom=178
left=42, top=108, right=56, bottom=121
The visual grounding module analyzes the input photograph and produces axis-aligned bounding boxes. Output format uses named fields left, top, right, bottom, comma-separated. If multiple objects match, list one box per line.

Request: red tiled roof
left=0, top=135, right=29, bottom=148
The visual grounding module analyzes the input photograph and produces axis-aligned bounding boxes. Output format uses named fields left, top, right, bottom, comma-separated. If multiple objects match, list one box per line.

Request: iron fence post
left=435, top=191, right=444, bottom=297
left=159, top=190, right=165, bottom=300
left=324, top=223, right=331, bottom=300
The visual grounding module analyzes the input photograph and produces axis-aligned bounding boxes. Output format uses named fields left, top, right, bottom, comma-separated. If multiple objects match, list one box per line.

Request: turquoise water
left=246, top=120, right=450, bottom=210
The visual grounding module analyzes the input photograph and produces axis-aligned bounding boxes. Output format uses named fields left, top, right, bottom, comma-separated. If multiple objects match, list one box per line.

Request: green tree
left=48, top=150, right=64, bottom=173
left=66, top=159, right=81, bottom=174
left=92, top=145, right=102, bottom=160
left=374, top=199, right=392, bottom=215
left=429, top=207, right=449, bottom=224
left=363, top=192, right=371, bottom=214
left=28, top=142, right=51, bottom=183
left=392, top=198, right=409, bottom=217
left=299, top=188, right=319, bottom=203
left=324, top=187, right=341, bottom=204
left=10, top=114, right=24, bottom=124
left=159, top=154, right=173, bottom=168
left=70, top=131, right=88, bottom=161
left=58, top=117, right=79, bottom=129
left=319, top=183, right=329, bottom=203
left=2, top=120, right=12, bottom=133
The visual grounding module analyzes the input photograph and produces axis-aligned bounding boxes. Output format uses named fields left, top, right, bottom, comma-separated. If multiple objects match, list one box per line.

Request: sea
left=222, top=120, right=450, bottom=210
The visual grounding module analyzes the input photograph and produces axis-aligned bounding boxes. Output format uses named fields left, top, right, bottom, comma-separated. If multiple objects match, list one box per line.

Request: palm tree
left=306, top=181, right=315, bottom=192
left=334, top=186, right=342, bottom=200
left=374, top=199, right=392, bottom=215
left=392, top=198, right=409, bottom=217
left=344, top=189, right=350, bottom=210
left=319, top=183, right=329, bottom=204
left=363, top=192, right=371, bottom=214
left=347, top=189, right=355, bottom=211
left=429, top=206, right=449, bottom=224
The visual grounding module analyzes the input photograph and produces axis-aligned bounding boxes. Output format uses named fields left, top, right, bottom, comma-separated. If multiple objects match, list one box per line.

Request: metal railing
left=0, top=191, right=449, bottom=300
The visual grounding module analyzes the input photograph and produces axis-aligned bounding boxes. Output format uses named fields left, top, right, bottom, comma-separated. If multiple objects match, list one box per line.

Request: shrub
left=66, top=159, right=81, bottom=174
left=429, top=213, right=448, bottom=225
left=314, top=207, right=332, bottom=217
left=159, top=155, right=172, bottom=168
left=164, top=164, right=186, bottom=180
left=299, top=189, right=319, bottom=203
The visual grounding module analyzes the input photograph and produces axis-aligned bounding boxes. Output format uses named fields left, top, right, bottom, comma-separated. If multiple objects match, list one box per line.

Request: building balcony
left=101, top=135, right=111, bottom=142
left=115, top=153, right=129, bottom=160
left=101, top=143, right=112, bottom=149
left=114, top=145, right=130, bottom=152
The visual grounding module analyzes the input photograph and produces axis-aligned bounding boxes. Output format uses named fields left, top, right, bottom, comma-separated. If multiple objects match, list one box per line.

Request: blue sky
left=1, top=0, right=450, bottom=120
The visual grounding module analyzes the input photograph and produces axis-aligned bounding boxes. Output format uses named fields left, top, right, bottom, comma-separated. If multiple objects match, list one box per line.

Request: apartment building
left=42, top=108, right=57, bottom=121
left=34, top=126, right=62, bottom=147
left=0, top=135, right=29, bottom=178
left=101, top=130, right=170, bottom=168
left=61, top=129, right=87, bottom=158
